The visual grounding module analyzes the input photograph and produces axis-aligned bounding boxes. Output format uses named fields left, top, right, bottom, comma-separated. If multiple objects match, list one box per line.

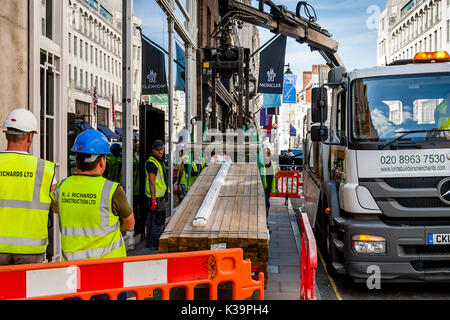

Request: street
left=290, top=198, right=450, bottom=300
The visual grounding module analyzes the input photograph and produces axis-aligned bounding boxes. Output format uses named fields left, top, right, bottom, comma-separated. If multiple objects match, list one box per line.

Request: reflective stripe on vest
left=145, top=156, right=168, bottom=198
left=52, top=176, right=125, bottom=261
left=0, top=154, right=55, bottom=254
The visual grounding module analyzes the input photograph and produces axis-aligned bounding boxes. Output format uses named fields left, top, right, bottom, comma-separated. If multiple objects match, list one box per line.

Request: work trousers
left=146, top=198, right=167, bottom=248
left=0, top=253, right=45, bottom=266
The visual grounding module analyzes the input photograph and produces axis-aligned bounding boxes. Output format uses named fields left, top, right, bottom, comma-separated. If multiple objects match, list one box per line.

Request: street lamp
left=249, top=74, right=257, bottom=98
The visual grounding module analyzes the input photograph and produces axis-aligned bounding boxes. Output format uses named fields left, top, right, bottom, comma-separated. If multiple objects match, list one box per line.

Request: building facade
left=378, top=0, right=448, bottom=66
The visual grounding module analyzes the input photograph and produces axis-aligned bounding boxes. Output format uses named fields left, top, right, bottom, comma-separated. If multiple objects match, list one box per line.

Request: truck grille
left=395, top=198, right=450, bottom=208
left=383, top=177, right=445, bottom=189
left=359, top=177, right=450, bottom=218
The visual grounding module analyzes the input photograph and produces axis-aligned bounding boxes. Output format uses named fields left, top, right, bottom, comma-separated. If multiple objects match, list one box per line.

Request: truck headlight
left=352, top=235, right=386, bottom=254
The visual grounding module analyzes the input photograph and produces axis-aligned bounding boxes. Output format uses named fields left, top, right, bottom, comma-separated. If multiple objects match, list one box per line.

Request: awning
left=77, top=122, right=94, bottom=132
left=97, top=125, right=120, bottom=140
left=115, top=128, right=139, bottom=139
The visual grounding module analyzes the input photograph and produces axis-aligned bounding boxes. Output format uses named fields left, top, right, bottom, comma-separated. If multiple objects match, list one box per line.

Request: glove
left=151, top=199, right=157, bottom=211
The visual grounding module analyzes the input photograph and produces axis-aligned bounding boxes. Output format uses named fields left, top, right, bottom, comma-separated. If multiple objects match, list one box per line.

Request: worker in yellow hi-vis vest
left=0, top=109, right=56, bottom=266
left=51, top=130, right=135, bottom=261
left=145, top=140, right=170, bottom=250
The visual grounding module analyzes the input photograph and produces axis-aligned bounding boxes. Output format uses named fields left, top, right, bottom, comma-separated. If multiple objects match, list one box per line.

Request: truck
left=303, top=51, right=450, bottom=282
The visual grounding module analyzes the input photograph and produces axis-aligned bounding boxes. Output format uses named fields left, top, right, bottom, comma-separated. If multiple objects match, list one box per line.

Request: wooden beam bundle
left=159, top=163, right=269, bottom=283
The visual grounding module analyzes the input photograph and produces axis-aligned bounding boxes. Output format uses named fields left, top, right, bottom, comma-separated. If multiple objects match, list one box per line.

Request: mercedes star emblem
left=437, top=178, right=450, bottom=205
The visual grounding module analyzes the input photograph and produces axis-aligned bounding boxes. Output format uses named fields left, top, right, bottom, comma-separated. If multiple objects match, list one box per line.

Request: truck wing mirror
left=327, top=66, right=346, bottom=87
left=312, top=87, right=328, bottom=123
left=311, top=125, right=329, bottom=142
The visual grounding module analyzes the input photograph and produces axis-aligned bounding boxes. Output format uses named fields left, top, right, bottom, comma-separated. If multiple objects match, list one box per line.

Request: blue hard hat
left=110, top=143, right=122, bottom=156
left=72, top=130, right=112, bottom=155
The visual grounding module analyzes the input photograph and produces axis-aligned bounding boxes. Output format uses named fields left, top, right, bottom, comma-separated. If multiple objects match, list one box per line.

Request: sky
left=134, top=0, right=387, bottom=87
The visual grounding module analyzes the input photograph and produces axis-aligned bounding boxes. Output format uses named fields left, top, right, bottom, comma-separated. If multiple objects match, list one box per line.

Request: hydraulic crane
left=200, top=0, right=344, bottom=130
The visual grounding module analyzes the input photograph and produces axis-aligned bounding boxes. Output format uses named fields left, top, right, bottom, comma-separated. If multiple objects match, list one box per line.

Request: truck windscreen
left=351, top=73, right=450, bottom=143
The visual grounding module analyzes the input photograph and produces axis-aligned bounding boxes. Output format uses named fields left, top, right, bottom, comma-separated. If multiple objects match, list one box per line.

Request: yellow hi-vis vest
left=263, top=161, right=278, bottom=194
left=177, top=154, right=190, bottom=186
left=145, top=156, right=169, bottom=199
left=51, top=175, right=126, bottom=261
left=0, top=153, right=55, bottom=254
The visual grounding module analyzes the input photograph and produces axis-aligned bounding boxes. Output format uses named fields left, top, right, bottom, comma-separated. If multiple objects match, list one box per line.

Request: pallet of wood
left=159, top=163, right=269, bottom=284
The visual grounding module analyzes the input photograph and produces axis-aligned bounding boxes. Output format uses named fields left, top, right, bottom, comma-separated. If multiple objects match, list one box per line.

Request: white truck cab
left=303, top=51, right=450, bottom=282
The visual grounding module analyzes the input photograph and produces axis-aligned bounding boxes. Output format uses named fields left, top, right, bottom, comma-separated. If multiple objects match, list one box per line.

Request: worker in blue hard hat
left=51, top=130, right=135, bottom=261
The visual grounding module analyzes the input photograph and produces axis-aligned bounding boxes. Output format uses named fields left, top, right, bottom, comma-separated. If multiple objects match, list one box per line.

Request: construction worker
left=0, top=109, right=56, bottom=265
left=210, top=151, right=218, bottom=163
left=104, top=142, right=122, bottom=184
left=262, top=145, right=278, bottom=228
left=133, top=142, right=142, bottom=234
left=145, top=140, right=170, bottom=250
left=177, top=149, right=189, bottom=198
left=51, top=130, right=135, bottom=261
left=187, top=158, right=199, bottom=191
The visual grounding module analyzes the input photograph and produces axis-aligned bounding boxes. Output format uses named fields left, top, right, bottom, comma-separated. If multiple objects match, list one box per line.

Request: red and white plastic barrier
left=0, top=254, right=213, bottom=300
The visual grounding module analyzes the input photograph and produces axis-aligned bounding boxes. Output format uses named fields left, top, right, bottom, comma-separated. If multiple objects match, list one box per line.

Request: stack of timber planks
left=159, top=163, right=269, bottom=283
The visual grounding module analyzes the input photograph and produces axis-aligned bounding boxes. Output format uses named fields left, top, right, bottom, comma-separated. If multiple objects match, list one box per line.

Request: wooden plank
left=238, top=193, right=250, bottom=250
left=217, top=195, right=235, bottom=245
left=207, top=197, right=227, bottom=249
left=227, top=196, right=243, bottom=248
left=178, top=196, right=204, bottom=251
left=167, top=195, right=201, bottom=252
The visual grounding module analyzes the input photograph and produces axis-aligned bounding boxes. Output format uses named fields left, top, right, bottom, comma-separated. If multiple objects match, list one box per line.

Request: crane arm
left=218, top=0, right=345, bottom=69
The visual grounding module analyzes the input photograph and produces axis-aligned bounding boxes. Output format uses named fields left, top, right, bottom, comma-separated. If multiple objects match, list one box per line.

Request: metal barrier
left=271, top=171, right=302, bottom=199
left=0, top=248, right=264, bottom=300
left=300, top=211, right=318, bottom=300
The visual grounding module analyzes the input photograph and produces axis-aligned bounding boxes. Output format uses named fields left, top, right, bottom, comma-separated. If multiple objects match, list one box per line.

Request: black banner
left=257, top=35, right=287, bottom=94
left=142, top=39, right=168, bottom=95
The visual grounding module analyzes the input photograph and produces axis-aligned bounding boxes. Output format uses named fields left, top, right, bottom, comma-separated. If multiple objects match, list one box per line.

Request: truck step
left=332, top=239, right=344, bottom=252
left=331, top=262, right=345, bottom=274
left=333, top=217, right=346, bottom=226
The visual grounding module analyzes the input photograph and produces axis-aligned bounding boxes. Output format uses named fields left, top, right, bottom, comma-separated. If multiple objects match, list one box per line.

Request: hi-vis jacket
left=145, top=156, right=169, bottom=199
left=0, top=153, right=55, bottom=254
left=51, top=175, right=126, bottom=261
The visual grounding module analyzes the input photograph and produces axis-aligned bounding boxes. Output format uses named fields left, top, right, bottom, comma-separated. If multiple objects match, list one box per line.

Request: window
left=80, top=69, right=83, bottom=89
left=74, top=36, right=77, bottom=56
left=80, top=39, right=83, bottom=59
left=100, top=6, right=113, bottom=24
left=39, top=50, right=59, bottom=162
left=336, top=92, right=346, bottom=139
left=43, top=0, right=52, bottom=39
left=97, top=107, right=109, bottom=126
left=448, top=20, right=450, bottom=43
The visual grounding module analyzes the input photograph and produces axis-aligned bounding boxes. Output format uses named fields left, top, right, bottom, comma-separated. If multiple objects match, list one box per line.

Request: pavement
left=264, top=197, right=302, bottom=300
left=127, top=196, right=306, bottom=301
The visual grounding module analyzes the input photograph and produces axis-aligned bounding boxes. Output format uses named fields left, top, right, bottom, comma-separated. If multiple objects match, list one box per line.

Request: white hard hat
left=2, top=109, right=39, bottom=134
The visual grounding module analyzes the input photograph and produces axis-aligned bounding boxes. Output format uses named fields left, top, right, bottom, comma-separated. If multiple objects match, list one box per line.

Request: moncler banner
left=142, top=38, right=168, bottom=95
left=257, top=35, right=287, bottom=94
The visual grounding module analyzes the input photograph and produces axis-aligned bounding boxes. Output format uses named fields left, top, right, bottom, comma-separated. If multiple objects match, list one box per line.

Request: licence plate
left=428, top=234, right=450, bottom=245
